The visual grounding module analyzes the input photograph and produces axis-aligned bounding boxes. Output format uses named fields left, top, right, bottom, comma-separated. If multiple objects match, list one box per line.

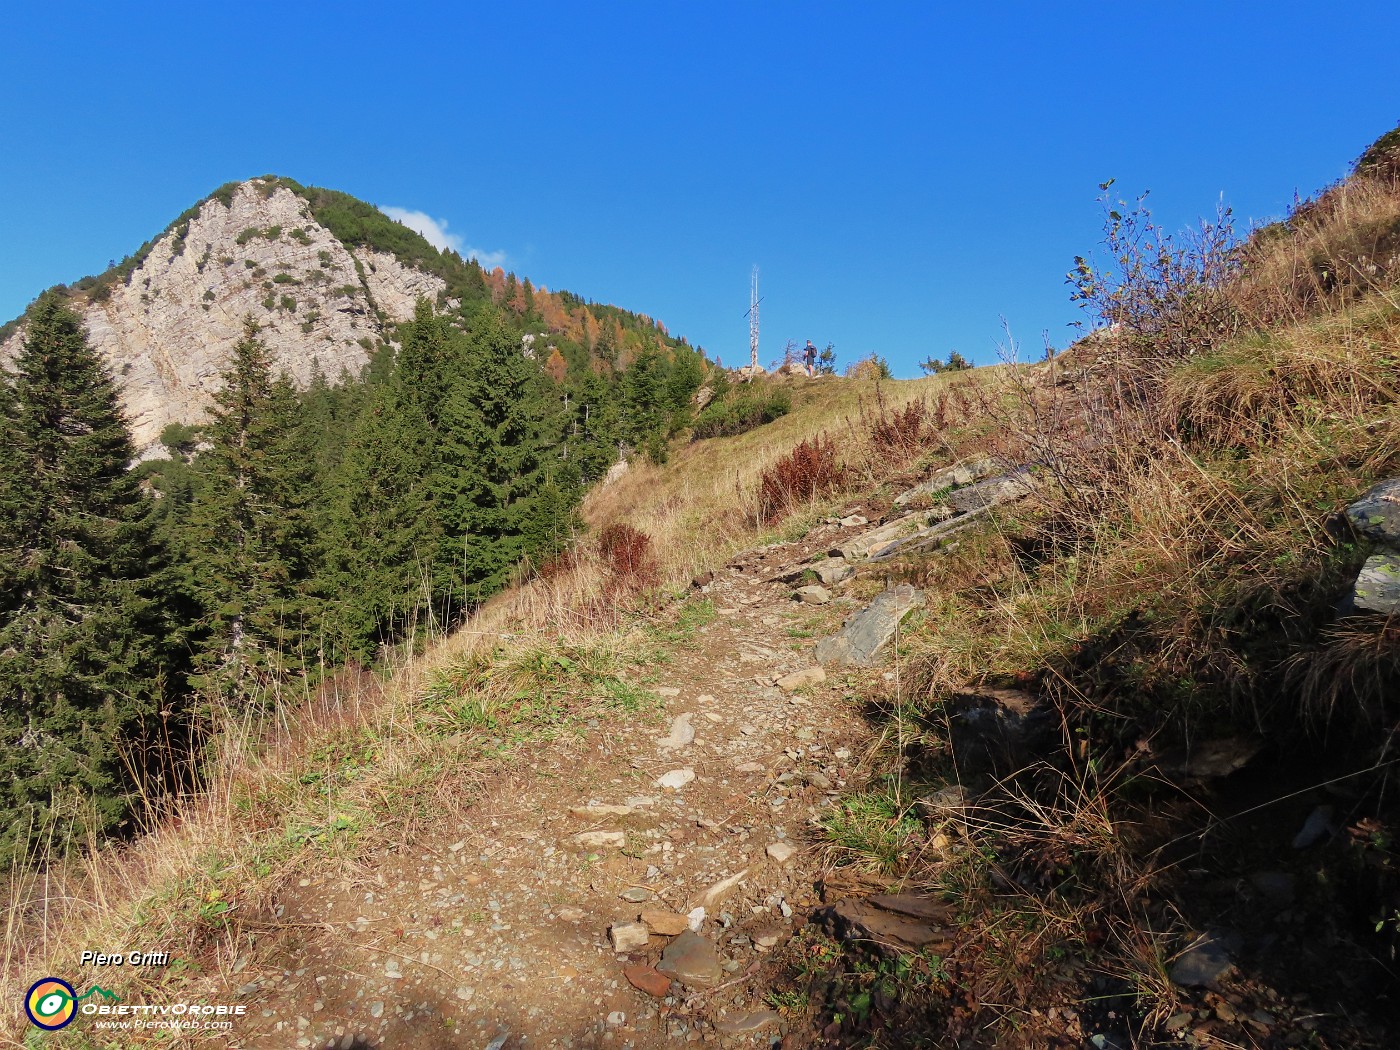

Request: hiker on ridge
left=803, top=340, right=817, bottom=377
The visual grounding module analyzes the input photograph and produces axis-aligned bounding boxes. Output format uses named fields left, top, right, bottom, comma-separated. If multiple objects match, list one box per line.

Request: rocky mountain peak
left=1, top=178, right=450, bottom=450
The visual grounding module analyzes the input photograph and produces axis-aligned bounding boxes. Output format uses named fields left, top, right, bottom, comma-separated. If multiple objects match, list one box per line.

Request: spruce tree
left=318, top=302, right=449, bottom=656
left=433, top=312, right=555, bottom=607
left=0, top=293, right=172, bottom=866
left=182, top=318, right=322, bottom=694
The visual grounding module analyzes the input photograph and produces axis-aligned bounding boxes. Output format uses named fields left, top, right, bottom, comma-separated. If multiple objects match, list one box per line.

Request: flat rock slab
left=1354, top=553, right=1400, bottom=614
left=867, top=505, right=991, bottom=562
left=655, top=768, right=696, bottom=790
left=814, top=585, right=923, bottom=666
left=715, top=1010, right=782, bottom=1034
left=1346, top=478, right=1400, bottom=546
left=575, top=830, right=626, bottom=849
left=766, top=841, right=798, bottom=865
left=623, top=962, right=672, bottom=997
left=569, top=804, right=634, bottom=819
left=814, top=896, right=956, bottom=952
left=831, top=510, right=932, bottom=561
left=640, top=910, right=691, bottom=936
left=610, top=921, right=650, bottom=952
left=779, top=557, right=853, bottom=586
left=1170, top=931, right=1238, bottom=988
left=812, top=558, right=854, bottom=585
left=656, top=930, right=724, bottom=987
left=865, top=894, right=959, bottom=924
left=657, top=712, right=696, bottom=749
left=944, top=467, right=1036, bottom=513
left=776, top=666, right=826, bottom=691
left=698, top=868, right=749, bottom=908
left=893, top=457, right=998, bottom=507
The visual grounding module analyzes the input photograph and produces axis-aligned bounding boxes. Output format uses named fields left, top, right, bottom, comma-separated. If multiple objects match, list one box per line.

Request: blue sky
left=2, top=2, right=1397, bottom=377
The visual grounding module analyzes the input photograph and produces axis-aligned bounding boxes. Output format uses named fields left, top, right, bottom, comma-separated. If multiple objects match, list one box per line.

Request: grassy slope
left=583, top=370, right=987, bottom=582
left=11, top=137, right=1400, bottom=1047
left=0, top=367, right=977, bottom=1041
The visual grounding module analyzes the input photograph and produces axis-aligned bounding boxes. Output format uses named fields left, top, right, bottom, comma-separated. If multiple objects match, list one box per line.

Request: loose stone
left=656, top=769, right=696, bottom=790
left=767, top=842, right=798, bottom=865
left=610, top=922, right=651, bottom=952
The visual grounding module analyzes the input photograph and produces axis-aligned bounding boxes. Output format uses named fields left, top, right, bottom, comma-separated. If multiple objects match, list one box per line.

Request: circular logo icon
left=25, top=978, right=77, bottom=1030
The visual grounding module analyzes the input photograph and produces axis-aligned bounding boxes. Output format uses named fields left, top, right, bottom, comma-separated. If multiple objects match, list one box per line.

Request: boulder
left=1353, top=553, right=1400, bottom=614
left=793, top=584, right=832, bottom=605
left=814, top=585, right=923, bottom=666
left=1345, top=478, right=1400, bottom=547
left=656, top=930, right=724, bottom=987
left=892, top=458, right=998, bottom=507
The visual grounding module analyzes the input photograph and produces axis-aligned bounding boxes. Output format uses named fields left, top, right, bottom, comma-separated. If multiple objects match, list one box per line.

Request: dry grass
left=581, top=372, right=981, bottom=582
left=799, top=159, right=1400, bottom=1044
left=0, top=582, right=660, bottom=1042
left=0, top=369, right=988, bottom=1042
left=1232, top=168, right=1400, bottom=327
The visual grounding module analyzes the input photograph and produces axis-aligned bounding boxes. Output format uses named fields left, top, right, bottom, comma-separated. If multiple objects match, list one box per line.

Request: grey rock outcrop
left=1344, top=479, right=1400, bottom=614
left=1, top=179, right=448, bottom=450
left=814, top=585, right=922, bottom=666
left=892, top=457, right=998, bottom=507
left=943, top=466, right=1037, bottom=514
left=1345, top=478, right=1400, bottom=546
left=1354, top=554, right=1400, bottom=614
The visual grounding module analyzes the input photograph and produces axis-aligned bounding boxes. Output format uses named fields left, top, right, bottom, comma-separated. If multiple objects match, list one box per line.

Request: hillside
left=0, top=178, right=717, bottom=872
left=6, top=129, right=1400, bottom=1050
left=0, top=176, right=696, bottom=452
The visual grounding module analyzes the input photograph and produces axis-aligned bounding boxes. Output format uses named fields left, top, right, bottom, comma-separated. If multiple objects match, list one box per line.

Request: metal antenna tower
left=745, top=266, right=762, bottom=375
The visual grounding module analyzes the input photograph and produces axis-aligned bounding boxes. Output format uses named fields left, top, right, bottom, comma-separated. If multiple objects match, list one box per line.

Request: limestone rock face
left=1, top=179, right=448, bottom=451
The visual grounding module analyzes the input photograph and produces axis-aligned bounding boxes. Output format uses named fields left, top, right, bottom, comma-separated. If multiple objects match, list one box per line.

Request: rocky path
left=232, top=517, right=894, bottom=1050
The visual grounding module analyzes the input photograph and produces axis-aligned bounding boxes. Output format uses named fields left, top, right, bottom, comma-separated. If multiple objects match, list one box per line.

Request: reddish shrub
left=857, top=384, right=971, bottom=464
left=758, top=434, right=845, bottom=523
left=597, top=523, right=659, bottom=590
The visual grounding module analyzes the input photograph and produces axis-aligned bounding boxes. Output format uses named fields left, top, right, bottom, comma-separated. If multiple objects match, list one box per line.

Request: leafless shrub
left=757, top=434, right=845, bottom=523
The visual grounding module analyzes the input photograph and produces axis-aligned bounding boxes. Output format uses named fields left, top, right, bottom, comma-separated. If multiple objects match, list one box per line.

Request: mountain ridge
left=0, top=176, right=693, bottom=451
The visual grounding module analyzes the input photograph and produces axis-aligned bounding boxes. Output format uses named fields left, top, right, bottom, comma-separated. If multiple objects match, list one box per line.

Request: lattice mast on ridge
left=746, top=265, right=761, bottom=374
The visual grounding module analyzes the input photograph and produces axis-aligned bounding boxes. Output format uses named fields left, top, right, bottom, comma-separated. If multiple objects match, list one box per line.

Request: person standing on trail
left=803, top=340, right=817, bottom=377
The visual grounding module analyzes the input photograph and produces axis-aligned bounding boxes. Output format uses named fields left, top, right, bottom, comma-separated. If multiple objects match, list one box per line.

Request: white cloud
left=381, top=206, right=506, bottom=269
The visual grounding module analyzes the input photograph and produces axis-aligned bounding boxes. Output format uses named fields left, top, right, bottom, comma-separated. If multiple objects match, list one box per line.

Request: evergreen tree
left=0, top=294, right=174, bottom=866
left=318, top=303, right=450, bottom=656
left=433, top=313, right=557, bottom=607
left=182, top=318, right=322, bottom=694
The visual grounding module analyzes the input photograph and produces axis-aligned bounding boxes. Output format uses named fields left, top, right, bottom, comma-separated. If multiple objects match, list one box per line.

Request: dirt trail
left=233, top=518, right=884, bottom=1050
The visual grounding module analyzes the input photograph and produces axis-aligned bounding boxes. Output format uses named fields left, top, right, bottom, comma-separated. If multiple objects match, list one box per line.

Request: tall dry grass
left=1, top=369, right=986, bottom=1040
